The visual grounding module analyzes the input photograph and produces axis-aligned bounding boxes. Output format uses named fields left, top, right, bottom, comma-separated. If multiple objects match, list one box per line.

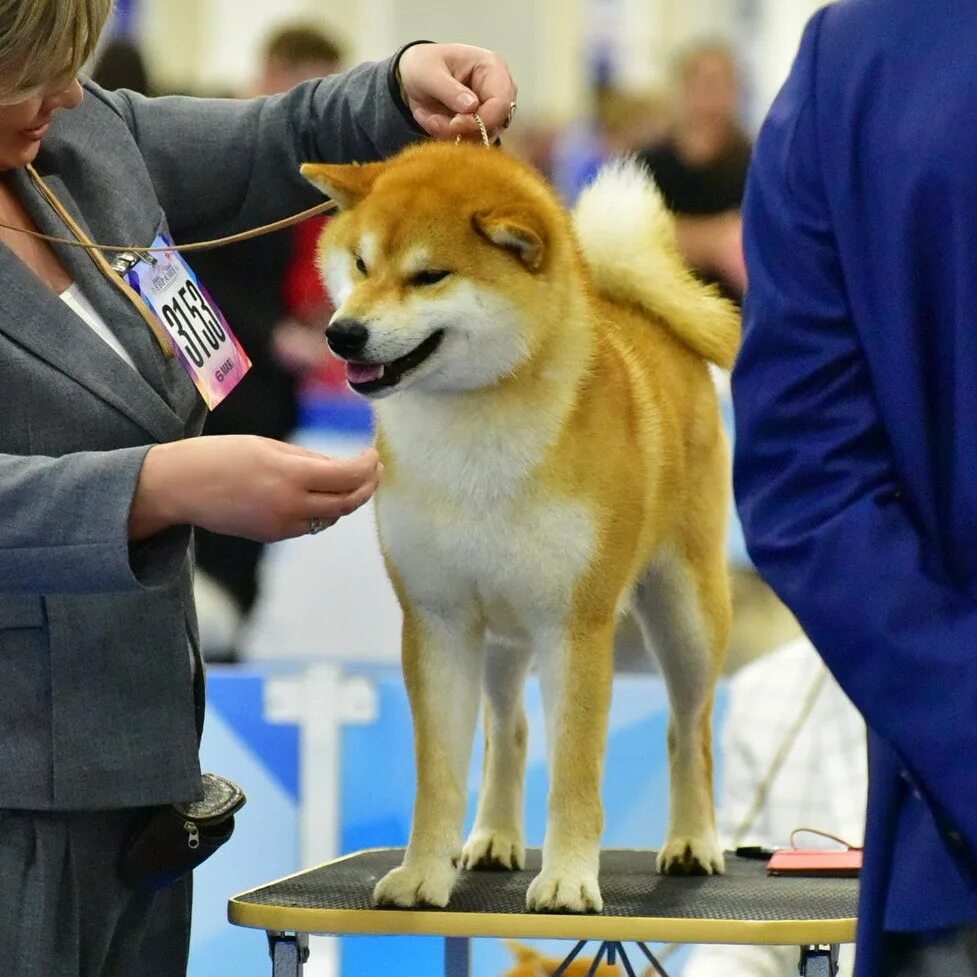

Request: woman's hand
left=397, top=43, right=517, bottom=142
left=129, top=436, right=381, bottom=542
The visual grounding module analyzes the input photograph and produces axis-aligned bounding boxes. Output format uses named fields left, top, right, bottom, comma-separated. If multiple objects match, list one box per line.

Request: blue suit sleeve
left=733, top=9, right=977, bottom=867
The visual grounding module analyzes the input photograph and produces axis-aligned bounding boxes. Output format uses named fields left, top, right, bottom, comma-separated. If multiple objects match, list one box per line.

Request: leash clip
left=110, top=249, right=155, bottom=275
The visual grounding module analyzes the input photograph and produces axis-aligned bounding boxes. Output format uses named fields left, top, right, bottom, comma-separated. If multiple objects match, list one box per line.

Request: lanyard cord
left=25, top=164, right=177, bottom=356
left=13, top=166, right=337, bottom=259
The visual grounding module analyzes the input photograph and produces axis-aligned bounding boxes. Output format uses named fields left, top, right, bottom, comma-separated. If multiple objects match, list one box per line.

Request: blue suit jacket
left=733, top=2, right=977, bottom=972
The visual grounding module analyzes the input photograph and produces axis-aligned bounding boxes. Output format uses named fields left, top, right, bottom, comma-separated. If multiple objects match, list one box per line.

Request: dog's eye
left=410, top=269, right=451, bottom=287
left=354, top=255, right=368, bottom=275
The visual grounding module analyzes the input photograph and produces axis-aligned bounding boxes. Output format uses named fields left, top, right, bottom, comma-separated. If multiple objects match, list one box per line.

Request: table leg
left=268, top=932, right=310, bottom=977
left=798, top=944, right=840, bottom=977
left=444, top=936, right=471, bottom=977
left=615, top=943, right=640, bottom=977
left=635, top=942, right=674, bottom=977
left=553, top=940, right=588, bottom=977
left=585, top=943, right=609, bottom=977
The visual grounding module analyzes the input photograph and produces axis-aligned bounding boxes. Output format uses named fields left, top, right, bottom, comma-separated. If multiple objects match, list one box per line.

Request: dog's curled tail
left=572, top=158, right=740, bottom=369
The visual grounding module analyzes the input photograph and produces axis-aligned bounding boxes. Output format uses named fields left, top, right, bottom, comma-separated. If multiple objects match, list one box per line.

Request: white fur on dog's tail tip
left=574, top=156, right=676, bottom=253
left=573, top=157, right=740, bottom=370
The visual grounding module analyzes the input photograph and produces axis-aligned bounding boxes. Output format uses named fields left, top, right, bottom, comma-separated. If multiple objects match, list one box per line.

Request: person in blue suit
left=733, top=2, right=977, bottom=974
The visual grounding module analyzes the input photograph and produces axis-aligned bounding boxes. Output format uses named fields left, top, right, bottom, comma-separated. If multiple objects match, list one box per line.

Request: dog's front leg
left=373, top=607, right=484, bottom=908
left=526, top=622, right=614, bottom=913
left=462, top=637, right=532, bottom=871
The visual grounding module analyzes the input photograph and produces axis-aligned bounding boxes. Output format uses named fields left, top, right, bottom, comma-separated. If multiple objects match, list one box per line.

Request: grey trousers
left=884, top=925, right=977, bottom=976
left=0, top=809, right=191, bottom=977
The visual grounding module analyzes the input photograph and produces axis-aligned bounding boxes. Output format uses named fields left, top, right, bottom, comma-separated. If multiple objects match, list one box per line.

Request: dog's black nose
left=326, top=319, right=369, bottom=358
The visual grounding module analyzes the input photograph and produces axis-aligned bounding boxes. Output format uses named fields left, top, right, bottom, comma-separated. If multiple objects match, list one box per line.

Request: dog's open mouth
left=345, top=330, right=445, bottom=394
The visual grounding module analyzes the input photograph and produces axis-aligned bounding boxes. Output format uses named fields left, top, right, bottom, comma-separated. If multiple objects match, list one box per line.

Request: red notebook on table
left=767, top=848, right=863, bottom=878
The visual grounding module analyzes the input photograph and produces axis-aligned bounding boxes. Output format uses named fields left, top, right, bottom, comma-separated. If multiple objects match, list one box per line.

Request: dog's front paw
left=461, top=827, right=526, bottom=871
left=526, top=865, right=602, bottom=913
left=657, top=833, right=725, bottom=876
left=373, top=860, right=458, bottom=908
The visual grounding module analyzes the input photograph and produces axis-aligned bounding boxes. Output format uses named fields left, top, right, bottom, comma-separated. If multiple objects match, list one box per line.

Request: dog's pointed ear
left=300, top=161, right=384, bottom=210
left=472, top=209, right=546, bottom=270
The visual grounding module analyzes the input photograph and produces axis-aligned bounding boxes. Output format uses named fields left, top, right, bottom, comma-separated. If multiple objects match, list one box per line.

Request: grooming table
left=228, top=848, right=858, bottom=977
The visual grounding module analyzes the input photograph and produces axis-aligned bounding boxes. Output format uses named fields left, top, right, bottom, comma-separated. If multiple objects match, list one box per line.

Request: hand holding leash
left=397, top=42, right=517, bottom=142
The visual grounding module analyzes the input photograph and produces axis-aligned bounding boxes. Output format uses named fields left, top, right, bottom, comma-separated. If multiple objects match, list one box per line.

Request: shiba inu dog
left=302, top=142, right=739, bottom=913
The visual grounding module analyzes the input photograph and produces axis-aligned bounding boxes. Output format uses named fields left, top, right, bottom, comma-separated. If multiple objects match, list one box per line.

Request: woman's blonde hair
left=0, top=0, right=113, bottom=101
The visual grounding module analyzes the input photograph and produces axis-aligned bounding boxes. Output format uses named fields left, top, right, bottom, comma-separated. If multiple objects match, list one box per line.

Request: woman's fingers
left=289, top=469, right=381, bottom=538
left=287, top=446, right=381, bottom=494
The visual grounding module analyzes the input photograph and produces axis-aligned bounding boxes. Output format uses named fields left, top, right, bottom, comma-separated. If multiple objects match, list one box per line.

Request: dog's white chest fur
left=375, top=399, right=595, bottom=636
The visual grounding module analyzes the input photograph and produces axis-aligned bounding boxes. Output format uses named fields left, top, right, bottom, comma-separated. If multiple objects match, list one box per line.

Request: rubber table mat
left=229, top=849, right=858, bottom=945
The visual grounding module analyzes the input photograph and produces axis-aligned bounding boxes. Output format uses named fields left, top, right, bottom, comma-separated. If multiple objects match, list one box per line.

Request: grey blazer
left=0, top=59, right=419, bottom=809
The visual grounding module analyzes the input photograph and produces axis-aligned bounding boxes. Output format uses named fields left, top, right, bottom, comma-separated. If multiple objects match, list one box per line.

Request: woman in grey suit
left=0, top=1, right=517, bottom=975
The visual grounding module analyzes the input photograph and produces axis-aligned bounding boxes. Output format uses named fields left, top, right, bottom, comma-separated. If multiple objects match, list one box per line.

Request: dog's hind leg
left=633, top=525, right=730, bottom=875
left=373, top=606, right=485, bottom=907
left=462, top=636, right=532, bottom=871
left=525, top=620, right=615, bottom=912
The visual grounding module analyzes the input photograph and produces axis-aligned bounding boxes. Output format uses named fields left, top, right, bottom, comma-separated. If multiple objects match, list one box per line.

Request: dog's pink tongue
left=347, top=362, right=383, bottom=384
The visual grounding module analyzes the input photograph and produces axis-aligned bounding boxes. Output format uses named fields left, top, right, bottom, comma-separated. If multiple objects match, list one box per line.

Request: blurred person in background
left=548, top=90, right=605, bottom=203
left=190, top=23, right=348, bottom=662
left=638, top=41, right=749, bottom=300
left=550, top=85, right=669, bottom=204
left=91, top=36, right=152, bottom=96
left=255, top=24, right=343, bottom=95
left=597, top=88, right=669, bottom=160
left=682, top=637, right=867, bottom=977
